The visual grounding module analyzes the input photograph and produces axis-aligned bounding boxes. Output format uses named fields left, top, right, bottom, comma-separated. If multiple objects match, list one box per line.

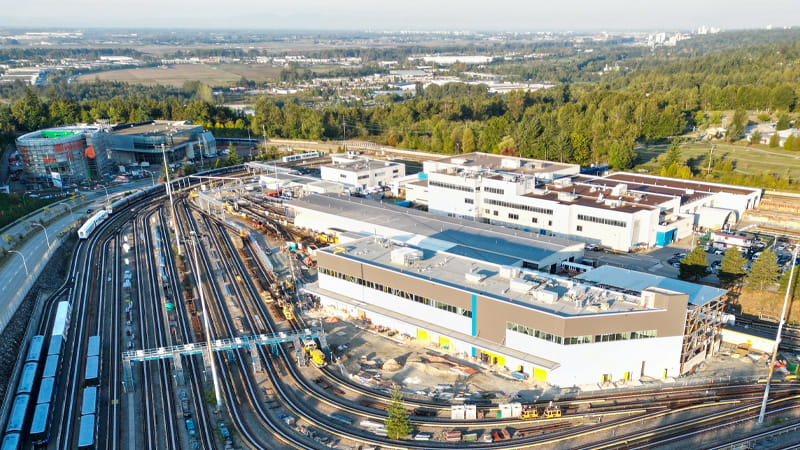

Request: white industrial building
left=304, top=237, right=727, bottom=386
left=404, top=153, right=761, bottom=252
left=320, top=154, right=405, bottom=193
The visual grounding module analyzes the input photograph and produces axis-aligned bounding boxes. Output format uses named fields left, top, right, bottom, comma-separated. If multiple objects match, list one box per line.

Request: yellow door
left=417, top=329, right=429, bottom=342
left=439, top=336, right=451, bottom=350
left=533, top=368, right=547, bottom=382
left=481, top=350, right=506, bottom=367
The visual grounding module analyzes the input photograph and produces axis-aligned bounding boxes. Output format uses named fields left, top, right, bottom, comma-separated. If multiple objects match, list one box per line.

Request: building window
left=483, top=187, right=504, bottom=195
left=485, top=198, right=553, bottom=215
left=429, top=180, right=474, bottom=192
left=319, top=267, right=472, bottom=318
left=493, top=210, right=499, bottom=216
left=577, top=214, right=627, bottom=228
left=465, top=198, right=474, bottom=204
left=507, top=321, right=657, bottom=345
left=531, top=217, right=538, bottom=224
left=548, top=221, right=552, bottom=226
left=508, top=213, right=519, bottom=220
left=577, top=225, right=582, bottom=232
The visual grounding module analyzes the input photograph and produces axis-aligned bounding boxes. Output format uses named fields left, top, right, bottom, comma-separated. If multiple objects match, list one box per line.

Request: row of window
left=577, top=214, right=627, bottom=228
left=319, top=267, right=472, bottom=318
left=430, top=180, right=474, bottom=192
left=482, top=186, right=505, bottom=195
left=485, top=198, right=554, bottom=215
left=506, top=322, right=657, bottom=345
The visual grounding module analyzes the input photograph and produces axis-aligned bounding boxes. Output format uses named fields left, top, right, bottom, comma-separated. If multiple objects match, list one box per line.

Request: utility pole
left=161, top=143, right=182, bottom=256
left=262, top=124, right=268, bottom=158
left=758, top=243, right=799, bottom=424
left=189, top=232, right=223, bottom=413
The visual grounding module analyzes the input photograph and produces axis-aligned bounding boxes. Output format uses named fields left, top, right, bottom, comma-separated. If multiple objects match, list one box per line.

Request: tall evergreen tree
left=385, top=388, right=411, bottom=440
left=718, top=248, right=748, bottom=287
left=679, top=245, right=708, bottom=281
left=746, top=249, right=779, bottom=290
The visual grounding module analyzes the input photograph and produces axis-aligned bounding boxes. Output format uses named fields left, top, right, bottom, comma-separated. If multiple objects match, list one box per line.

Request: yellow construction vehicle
left=303, top=339, right=326, bottom=368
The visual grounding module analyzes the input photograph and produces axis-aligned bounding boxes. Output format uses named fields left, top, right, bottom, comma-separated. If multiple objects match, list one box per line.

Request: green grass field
left=635, top=142, right=800, bottom=183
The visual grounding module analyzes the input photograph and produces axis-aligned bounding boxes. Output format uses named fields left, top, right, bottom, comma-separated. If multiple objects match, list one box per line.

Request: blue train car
left=87, top=336, right=100, bottom=358
left=5, top=395, right=30, bottom=433
left=77, top=414, right=95, bottom=449
left=43, top=354, right=60, bottom=379
left=16, top=363, right=38, bottom=395
left=29, top=403, right=51, bottom=445
left=0, top=432, right=20, bottom=450
left=37, top=377, right=55, bottom=405
left=25, top=335, right=45, bottom=363
left=81, top=386, right=97, bottom=417
left=84, top=356, right=99, bottom=386
left=47, top=335, right=62, bottom=357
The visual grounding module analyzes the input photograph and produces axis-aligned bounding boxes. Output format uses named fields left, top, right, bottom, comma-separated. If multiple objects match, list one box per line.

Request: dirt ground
left=302, top=306, right=773, bottom=405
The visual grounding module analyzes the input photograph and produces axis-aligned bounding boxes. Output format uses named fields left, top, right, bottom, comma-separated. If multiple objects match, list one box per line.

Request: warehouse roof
left=320, top=237, right=658, bottom=317
left=576, top=265, right=726, bottom=307
left=293, top=193, right=584, bottom=266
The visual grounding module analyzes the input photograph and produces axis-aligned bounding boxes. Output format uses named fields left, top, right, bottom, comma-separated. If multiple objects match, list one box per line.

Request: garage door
left=417, top=329, right=429, bottom=342
left=439, top=336, right=451, bottom=350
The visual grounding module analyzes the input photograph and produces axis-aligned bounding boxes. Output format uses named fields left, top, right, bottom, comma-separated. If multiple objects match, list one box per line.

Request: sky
left=0, top=0, right=797, bottom=31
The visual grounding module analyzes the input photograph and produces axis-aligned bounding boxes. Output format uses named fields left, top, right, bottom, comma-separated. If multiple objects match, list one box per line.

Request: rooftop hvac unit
left=611, top=183, right=628, bottom=197
left=465, top=272, right=485, bottom=283
left=532, top=288, right=559, bottom=304
left=501, top=158, right=521, bottom=169
left=390, top=247, right=422, bottom=266
left=557, top=191, right=578, bottom=202
left=451, top=157, right=467, bottom=165
left=509, top=277, right=533, bottom=293
left=499, top=265, right=520, bottom=279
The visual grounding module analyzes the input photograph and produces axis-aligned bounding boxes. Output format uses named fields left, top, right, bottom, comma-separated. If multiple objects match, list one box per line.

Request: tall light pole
left=30, top=222, right=50, bottom=248
left=8, top=250, right=28, bottom=275
left=100, top=184, right=110, bottom=210
left=161, top=144, right=183, bottom=255
left=758, top=243, right=800, bottom=424
left=189, top=231, right=223, bottom=413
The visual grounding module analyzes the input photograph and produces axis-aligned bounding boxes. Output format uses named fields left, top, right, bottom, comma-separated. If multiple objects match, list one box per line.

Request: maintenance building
left=304, top=237, right=727, bottom=386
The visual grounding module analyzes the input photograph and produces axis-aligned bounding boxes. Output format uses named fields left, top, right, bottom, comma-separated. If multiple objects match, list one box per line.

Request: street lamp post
left=99, top=184, right=110, bottom=210
left=161, top=144, right=183, bottom=255
left=188, top=231, right=223, bottom=413
left=30, top=222, right=50, bottom=248
left=758, top=243, right=800, bottom=424
left=8, top=250, right=28, bottom=276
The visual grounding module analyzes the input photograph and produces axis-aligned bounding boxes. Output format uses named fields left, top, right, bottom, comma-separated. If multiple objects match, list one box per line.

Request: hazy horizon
left=0, top=0, right=797, bottom=33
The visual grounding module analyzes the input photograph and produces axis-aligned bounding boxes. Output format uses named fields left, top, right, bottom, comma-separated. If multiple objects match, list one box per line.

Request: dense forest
left=0, top=33, right=798, bottom=181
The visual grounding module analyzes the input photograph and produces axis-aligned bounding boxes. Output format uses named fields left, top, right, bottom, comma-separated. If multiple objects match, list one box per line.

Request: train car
left=281, top=151, right=318, bottom=163
left=87, top=335, right=100, bottom=358
left=42, top=354, right=59, bottom=378
left=0, top=432, right=20, bottom=450
left=81, top=387, right=97, bottom=416
left=5, top=394, right=30, bottom=433
left=47, top=336, right=62, bottom=358
left=78, top=210, right=109, bottom=240
left=37, top=377, right=55, bottom=405
left=51, top=301, right=71, bottom=338
left=25, top=335, right=45, bottom=363
left=77, top=414, right=95, bottom=449
left=84, top=356, right=99, bottom=386
left=16, top=362, right=38, bottom=395
left=29, top=403, right=51, bottom=445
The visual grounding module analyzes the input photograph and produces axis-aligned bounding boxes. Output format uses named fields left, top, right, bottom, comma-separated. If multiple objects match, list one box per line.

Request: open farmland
left=78, top=64, right=284, bottom=86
